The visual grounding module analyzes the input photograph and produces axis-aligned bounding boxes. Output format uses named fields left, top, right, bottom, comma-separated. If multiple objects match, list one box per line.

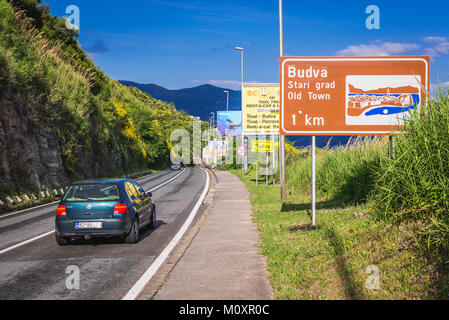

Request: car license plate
left=75, top=222, right=102, bottom=229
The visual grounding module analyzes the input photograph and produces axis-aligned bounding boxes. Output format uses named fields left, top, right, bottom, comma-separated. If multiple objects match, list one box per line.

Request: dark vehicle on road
left=171, top=163, right=182, bottom=170
left=55, top=179, right=156, bottom=246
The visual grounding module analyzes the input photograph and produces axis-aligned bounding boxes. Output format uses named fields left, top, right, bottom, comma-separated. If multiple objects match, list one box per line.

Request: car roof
left=71, top=178, right=134, bottom=185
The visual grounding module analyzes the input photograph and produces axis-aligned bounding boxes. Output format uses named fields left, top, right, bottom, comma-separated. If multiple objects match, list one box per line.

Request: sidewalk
left=153, top=170, right=273, bottom=300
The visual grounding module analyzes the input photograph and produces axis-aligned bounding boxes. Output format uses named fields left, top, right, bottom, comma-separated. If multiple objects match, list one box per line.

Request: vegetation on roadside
left=0, top=0, right=203, bottom=198
left=231, top=88, right=449, bottom=299
left=285, top=137, right=386, bottom=204
left=372, top=90, right=449, bottom=252
left=283, top=89, right=449, bottom=256
left=233, top=169, right=449, bottom=299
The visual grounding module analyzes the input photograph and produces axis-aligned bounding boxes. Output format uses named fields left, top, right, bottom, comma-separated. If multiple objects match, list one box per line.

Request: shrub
left=372, top=88, right=449, bottom=252
left=286, top=137, right=385, bottom=204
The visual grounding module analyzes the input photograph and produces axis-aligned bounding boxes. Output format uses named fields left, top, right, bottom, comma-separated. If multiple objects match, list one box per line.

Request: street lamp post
left=235, top=46, right=246, bottom=176
left=210, top=112, right=216, bottom=167
left=224, top=90, right=230, bottom=112
left=223, top=90, right=230, bottom=169
left=210, top=112, right=215, bottom=129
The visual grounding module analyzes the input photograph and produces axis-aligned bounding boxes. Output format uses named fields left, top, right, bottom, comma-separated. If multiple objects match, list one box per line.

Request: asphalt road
left=0, top=168, right=208, bottom=300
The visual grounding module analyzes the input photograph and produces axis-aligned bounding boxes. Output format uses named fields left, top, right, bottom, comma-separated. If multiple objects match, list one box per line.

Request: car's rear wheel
left=124, top=218, right=139, bottom=244
left=149, top=205, right=156, bottom=229
left=55, top=232, right=70, bottom=246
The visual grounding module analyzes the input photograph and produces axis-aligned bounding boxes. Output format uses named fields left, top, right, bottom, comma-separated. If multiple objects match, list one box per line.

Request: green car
left=55, top=179, right=156, bottom=245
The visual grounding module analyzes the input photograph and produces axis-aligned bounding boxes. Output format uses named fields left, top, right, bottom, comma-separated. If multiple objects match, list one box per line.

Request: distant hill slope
left=120, top=81, right=242, bottom=121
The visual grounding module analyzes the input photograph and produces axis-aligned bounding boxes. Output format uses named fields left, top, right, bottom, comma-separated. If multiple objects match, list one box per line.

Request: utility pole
left=279, top=0, right=287, bottom=200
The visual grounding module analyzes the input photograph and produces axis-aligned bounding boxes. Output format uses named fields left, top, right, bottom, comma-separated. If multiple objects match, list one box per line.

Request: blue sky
left=43, top=0, right=449, bottom=91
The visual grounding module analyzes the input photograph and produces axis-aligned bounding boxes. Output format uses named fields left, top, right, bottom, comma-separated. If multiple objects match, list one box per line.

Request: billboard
left=243, top=84, right=280, bottom=135
left=202, top=141, right=228, bottom=158
left=211, top=140, right=228, bottom=157
left=217, top=111, right=242, bottom=136
left=251, top=140, right=279, bottom=153
left=280, top=57, right=429, bottom=135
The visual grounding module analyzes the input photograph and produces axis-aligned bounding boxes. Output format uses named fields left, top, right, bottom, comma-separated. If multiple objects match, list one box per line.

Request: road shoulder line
left=0, top=230, right=55, bottom=255
left=122, top=168, right=211, bottom=300
left=137, top=168, right=218, bottom=300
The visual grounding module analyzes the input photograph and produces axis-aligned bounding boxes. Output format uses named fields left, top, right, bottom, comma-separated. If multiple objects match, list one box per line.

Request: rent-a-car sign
left=280, top=57, right=429, bottom=135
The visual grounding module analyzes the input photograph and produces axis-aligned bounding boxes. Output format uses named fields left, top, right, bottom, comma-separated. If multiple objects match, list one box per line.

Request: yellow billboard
left=251, top=140, right=280, bottom=153
left=243, top=83, right=280, bottom=135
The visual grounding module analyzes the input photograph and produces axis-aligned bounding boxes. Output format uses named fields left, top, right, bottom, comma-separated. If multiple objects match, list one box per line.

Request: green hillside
left=0, top=0, right=199, bottom=197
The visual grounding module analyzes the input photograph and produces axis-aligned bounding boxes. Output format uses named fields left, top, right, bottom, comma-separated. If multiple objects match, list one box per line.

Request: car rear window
left=63, top=184, right=120, bottom=202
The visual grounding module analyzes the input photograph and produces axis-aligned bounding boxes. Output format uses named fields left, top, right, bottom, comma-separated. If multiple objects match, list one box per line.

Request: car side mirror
left=146, top=191, right=152, bottom=198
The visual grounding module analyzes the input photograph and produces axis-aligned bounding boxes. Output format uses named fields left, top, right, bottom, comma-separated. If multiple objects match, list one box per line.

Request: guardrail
left=0, top=169, right=154, bottom=214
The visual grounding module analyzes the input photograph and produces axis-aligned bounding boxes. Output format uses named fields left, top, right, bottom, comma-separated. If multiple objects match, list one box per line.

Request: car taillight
left=57, top=205, right=66, bottom=216
left=114, top=203, right=128, bottom=215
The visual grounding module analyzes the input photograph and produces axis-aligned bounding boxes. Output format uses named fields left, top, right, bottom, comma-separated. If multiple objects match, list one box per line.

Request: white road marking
left=0, top=201, right=59, bottom=220
left=149, top=169, right=185, bottom=192
left=122, top=168, right=210, bottom=300
left=0, top=169, right=187, bottom=256
left=0, top=230, right=55, bottom=255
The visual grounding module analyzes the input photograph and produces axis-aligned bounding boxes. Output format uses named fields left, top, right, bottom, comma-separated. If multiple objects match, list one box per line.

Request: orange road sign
left=280, top=56, right=429, bottom=135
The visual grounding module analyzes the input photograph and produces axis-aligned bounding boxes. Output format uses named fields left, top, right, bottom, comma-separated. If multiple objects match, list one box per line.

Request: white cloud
left=430, top=81, right=449, bottom=96
left=423, top=36, right=447, bottom=43
left=337, top=41, right=420, bottom=56
left=423, top=37, right=449, bottom=58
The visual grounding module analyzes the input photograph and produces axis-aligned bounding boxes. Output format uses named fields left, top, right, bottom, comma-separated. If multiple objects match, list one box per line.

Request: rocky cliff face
left=0, top=85, right=69, bottom=194
left=0, top=80, right=150, bottom=197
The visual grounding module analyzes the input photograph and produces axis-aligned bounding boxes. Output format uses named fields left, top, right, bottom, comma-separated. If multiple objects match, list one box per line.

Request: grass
left=371, top=90, right=449, bottom=252
left=231, top=168, right=449, bottom=300
left=285, top=137, right=386, bottom=204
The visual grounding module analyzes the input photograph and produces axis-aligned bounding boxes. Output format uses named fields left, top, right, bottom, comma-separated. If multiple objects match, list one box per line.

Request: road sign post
left=272, top=135, right=276, bottom=185
left=256, top=152, right=259, bottom=186
left=311, top=136, right=316, bottom=226
left=389, top=135, right=395, bottom=160
left=280, top=56, right=429, bottom=226
left=238, top=144, right=248, bottom=176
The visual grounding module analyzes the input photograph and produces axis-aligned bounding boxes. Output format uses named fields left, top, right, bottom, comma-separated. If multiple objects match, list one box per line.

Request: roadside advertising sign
left=203, top=141, right=227, bottom=158
left=202, top=144, right=213, bottom=159
left=280, top=57, right=430, bottom=135
left=243, top=84, right=280, bottom=135
left=251, top=140, right=280, bottom=153
left=217, top=111, right=242, bottom=136
left=211, top=140, right=228, bottom=157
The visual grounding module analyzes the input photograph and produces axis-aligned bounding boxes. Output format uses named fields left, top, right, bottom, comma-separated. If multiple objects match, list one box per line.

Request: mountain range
left=119, top=81, right=242, bottom=122
left=120, top=81, right=353, bottom=149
